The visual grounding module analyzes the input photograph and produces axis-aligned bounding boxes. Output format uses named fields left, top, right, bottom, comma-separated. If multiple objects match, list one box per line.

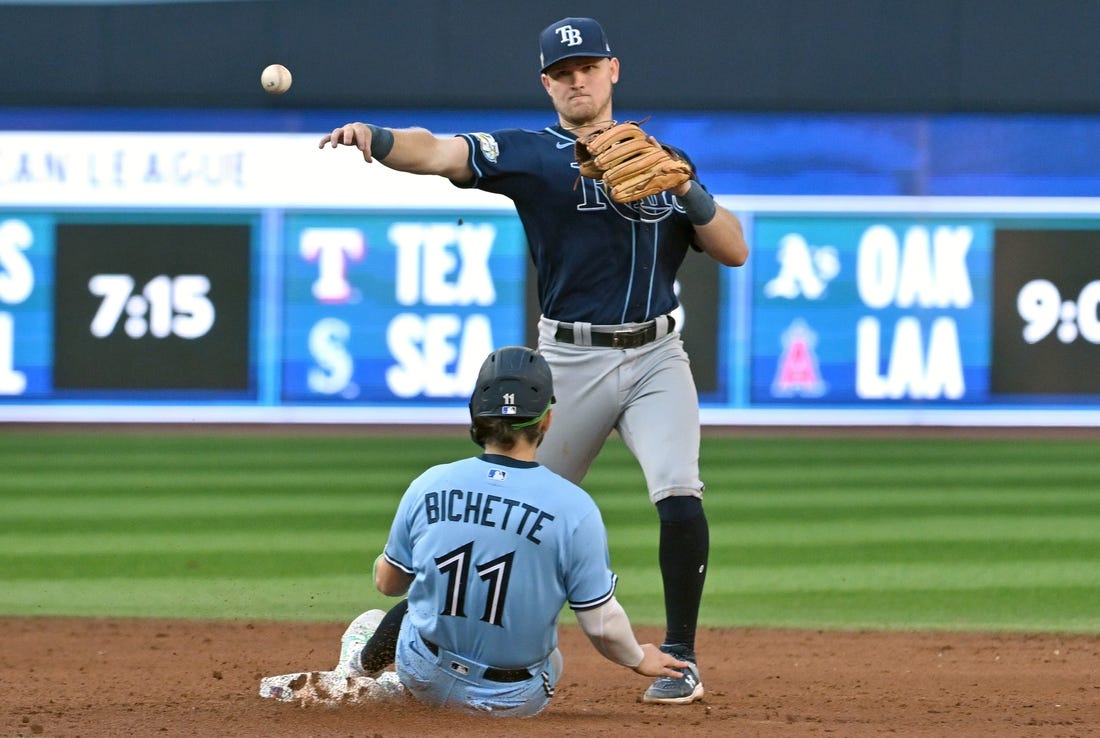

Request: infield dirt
left=2, top=617, right=1098, bottom=737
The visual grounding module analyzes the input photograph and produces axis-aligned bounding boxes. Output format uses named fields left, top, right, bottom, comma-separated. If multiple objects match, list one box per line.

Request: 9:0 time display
left=1016, top=278, right=1100, bottom=345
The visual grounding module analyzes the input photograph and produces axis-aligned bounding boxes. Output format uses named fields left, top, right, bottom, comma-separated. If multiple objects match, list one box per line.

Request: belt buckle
left=611, top=328, right=643, bottom=349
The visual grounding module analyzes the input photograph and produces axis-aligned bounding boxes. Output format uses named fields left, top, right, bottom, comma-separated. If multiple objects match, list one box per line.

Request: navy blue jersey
left=456, top=126, right=701, bottom=325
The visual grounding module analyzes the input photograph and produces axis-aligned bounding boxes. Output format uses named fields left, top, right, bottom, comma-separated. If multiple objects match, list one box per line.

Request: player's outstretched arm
left=318, top=123, right=473, bottom=182
left=575, top=597, right=688, bottom=678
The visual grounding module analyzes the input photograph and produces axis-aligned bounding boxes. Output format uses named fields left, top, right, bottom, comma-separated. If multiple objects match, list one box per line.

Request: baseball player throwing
left=320, top=17, right=749, bottom=704
left=338, top=346, right=688, bottom=716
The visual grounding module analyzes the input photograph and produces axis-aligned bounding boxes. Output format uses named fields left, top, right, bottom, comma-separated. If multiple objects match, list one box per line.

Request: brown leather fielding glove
left=574, top=121, right=694, bottom=203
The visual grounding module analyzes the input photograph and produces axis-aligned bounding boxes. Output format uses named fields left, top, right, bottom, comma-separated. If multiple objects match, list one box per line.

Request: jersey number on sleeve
left=435, top=541, right=515, bottom=626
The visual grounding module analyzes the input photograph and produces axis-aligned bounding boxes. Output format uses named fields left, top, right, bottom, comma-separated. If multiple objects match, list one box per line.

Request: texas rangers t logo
left=556, top=25, right=583, bottom=46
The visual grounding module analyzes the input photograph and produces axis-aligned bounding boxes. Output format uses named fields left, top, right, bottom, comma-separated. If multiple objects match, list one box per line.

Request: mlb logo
left=488, top=469, right=507, bottom=481
left=501, top=406, right=518, bottom=415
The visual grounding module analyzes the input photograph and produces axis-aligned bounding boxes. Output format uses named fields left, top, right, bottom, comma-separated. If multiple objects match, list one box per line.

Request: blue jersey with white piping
left=455, top=125, right=701, bottom=325
left=383, top=453, right=617, bottom=669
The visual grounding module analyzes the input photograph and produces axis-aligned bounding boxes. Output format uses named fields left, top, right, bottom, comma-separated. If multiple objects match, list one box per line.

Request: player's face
left=541, top=57, right=619, bottom=127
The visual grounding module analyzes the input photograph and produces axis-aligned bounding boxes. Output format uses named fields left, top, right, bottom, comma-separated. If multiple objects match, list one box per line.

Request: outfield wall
left=3, top=1, right=1100, bottom=114
left=2, top=109, right=1099, bottom=426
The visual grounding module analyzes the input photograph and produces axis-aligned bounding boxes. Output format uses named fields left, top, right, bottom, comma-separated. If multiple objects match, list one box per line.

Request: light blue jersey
left=383, top=453, right=617, bottom=669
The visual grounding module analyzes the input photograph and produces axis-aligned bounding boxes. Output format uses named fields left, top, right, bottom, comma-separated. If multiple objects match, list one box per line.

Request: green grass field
left=2, top=430, right=1098, bottom=633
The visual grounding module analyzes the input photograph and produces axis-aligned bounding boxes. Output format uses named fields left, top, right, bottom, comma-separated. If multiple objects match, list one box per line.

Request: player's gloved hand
left=575, top=120, right=694, bottom=203
left=632, top=643, right=692, bottom=678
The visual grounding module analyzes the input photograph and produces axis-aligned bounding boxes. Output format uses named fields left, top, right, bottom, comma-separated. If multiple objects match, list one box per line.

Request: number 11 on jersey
left=435, top=541, right=515, bottom=626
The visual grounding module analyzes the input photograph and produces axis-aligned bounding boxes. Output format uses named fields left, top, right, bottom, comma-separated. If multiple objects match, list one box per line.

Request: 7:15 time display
left=88, top=273, right=215, bottom=340
left=53, top=221, right=252, bottom=393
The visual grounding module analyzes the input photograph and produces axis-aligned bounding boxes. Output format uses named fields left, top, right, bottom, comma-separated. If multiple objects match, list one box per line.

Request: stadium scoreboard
left=2, top=123, right=1099, bottom=425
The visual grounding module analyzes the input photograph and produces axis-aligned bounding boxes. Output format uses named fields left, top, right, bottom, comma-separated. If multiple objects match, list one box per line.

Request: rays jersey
left=456, top=126, right=702, bottom=325
left=383, top=453, right=617, bottom=669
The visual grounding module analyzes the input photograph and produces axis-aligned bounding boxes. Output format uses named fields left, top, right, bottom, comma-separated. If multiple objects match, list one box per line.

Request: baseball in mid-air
left=261, top=64, right=292, bottom=94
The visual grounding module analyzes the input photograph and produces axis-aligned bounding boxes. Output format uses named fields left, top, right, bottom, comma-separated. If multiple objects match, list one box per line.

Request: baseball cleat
left=336, top=608, right=386, bottom=677
left=642, top=657, right=704, bottom=704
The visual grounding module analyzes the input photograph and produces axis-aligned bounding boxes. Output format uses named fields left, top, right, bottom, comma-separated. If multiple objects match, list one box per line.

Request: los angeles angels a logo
left=772, top=319, right=826, bottom=398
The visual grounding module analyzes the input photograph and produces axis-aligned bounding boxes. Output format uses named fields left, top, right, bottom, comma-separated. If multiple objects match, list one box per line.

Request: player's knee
left=656, top=495, right=703, bottom=522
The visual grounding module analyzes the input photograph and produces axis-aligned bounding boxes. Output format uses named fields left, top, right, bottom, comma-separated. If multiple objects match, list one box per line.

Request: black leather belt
left=554, top=316, right=675, bottom=349
left=422, top=637, right=531, bottom=683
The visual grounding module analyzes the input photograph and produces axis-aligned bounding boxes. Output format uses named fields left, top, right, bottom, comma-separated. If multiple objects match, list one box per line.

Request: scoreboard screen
left=53, top=223, right=252, bottom=392
left=280, top=213, right=528, bottom=405
left=991, top=229, right=1100, bottom=396
left=750, top=217, right=994, bottom=405
left=3, top=119, right=1100, bottom=425
left=749, top=214, right=1100, bottom=409
left=2, top=214, right=259, bottom=402
left=1, top=202, right=531, bottom=416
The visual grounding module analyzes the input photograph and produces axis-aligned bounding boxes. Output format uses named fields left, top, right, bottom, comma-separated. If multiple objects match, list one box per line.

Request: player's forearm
left=574, top=597, right=645, bottom=668
left=694, top=206, right=749, bottom=267
left=374, top=554, right=413, bottom=597
left=320, top=122, right=473, bottom=181
left=380, top=127, right=473, bottom=181
left=675, top=180, right=748, bottom=267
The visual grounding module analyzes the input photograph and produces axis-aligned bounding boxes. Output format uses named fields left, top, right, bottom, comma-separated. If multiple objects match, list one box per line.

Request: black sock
left=360, top=598, right=408, bottom=674
left=656, top=497, right=708, bottom=657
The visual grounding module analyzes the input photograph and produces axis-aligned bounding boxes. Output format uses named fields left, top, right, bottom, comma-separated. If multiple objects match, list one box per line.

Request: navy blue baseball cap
left=539, top=17, right=612, bottom=72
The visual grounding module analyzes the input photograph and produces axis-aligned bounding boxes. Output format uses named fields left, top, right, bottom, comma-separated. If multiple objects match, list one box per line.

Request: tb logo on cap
left=555, top=25, right=583, bottom=47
